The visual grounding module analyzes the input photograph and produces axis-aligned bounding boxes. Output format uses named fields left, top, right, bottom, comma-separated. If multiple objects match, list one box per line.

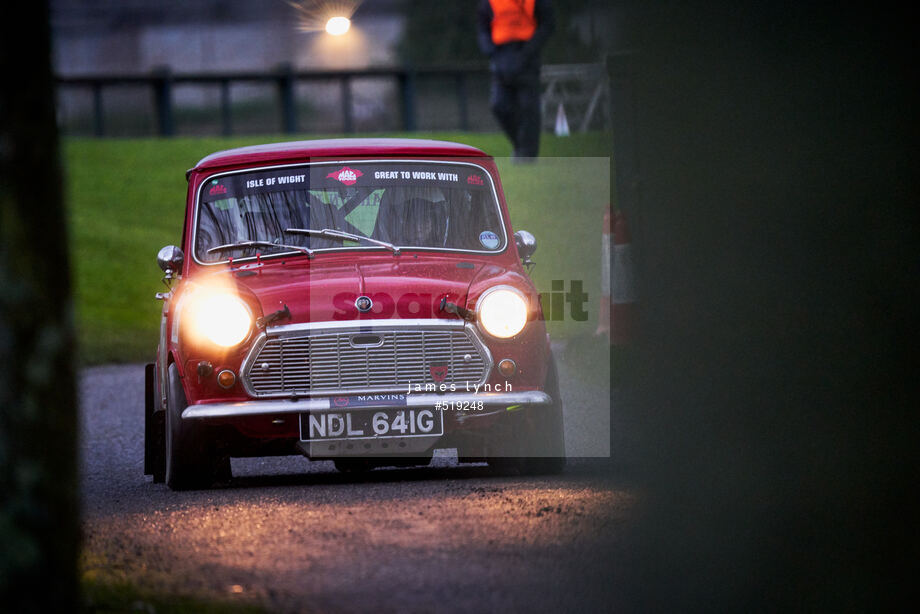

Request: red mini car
left=144, top=138, right=565, bottom=489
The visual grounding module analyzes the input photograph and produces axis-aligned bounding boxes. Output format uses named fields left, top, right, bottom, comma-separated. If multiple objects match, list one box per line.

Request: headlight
left=187, top=292, right=253, bottom=348
left=477, top=287, right=528, bottom=339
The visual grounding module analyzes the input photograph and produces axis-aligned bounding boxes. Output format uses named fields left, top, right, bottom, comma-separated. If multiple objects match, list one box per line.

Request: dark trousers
left=490, top=69, right=542, bottom=159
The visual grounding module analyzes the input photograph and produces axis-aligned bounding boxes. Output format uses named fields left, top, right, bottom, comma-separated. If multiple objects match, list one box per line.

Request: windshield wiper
left=207, top=240, right=314, bottom=259
left=285, top=228, right=400, bottom=255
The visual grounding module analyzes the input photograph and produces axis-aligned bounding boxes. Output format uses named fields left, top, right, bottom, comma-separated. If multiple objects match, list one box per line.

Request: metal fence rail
left=55, top=64, right=490, bottom=137
left=541, top=63, right=611, bottom=133
left=55, top=62, right=610, bottom=137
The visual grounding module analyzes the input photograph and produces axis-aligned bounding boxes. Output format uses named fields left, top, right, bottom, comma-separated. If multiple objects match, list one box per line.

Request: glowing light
left=188, top=292, right=253, bottom=347
left=478, top=288, right=529, bottom=339
left=325, top=16, right=351, bottom=35
left=287, top=1, right=362, bottom=33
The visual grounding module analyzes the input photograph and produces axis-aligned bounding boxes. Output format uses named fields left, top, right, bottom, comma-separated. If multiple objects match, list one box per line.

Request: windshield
left=194, top=161, right=505, bottom=264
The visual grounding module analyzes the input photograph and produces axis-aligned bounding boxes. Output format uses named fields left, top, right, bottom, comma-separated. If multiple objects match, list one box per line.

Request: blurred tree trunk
left=0, top=2, right=79, bottom=612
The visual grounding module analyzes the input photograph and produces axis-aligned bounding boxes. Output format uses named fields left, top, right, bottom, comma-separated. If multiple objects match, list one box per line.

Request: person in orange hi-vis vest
left=477, top=0, right=555, bottom=162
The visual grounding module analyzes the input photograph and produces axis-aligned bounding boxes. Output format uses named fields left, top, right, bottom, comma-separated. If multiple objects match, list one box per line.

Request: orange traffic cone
left=611, top=211, right=636, bottom=345
left=595, top=206, right=612, bottom=338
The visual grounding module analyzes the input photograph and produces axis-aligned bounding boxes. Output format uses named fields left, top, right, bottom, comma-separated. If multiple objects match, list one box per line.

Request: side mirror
left=514, top=230, right=536, bottom=265
left=157, top=245, right=184, bottom=277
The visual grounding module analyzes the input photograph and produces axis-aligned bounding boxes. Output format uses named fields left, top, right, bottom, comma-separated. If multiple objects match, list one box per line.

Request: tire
left=489, top=354, right=566, bottom=476
left=333, top=458, right=376, bottom=473
left=144, top=363, right=165, bottom=483
left=164, top=363, right=230, bottom=490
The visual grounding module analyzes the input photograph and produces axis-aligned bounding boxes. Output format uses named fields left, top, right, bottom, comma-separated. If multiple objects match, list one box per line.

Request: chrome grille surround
left=240, top=319, right=493, bottom=399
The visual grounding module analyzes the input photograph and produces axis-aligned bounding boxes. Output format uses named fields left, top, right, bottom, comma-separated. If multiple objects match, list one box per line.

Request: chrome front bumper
left=181, top=390, right=551, bottom=420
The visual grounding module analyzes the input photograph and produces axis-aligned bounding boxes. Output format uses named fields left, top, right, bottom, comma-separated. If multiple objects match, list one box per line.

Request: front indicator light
left=217, top=369, right=236, bottom=389
left=498, top=359, right=517, bottom=377
left=477, top=288, right=528, bottom=338
left=190, top=293, right=252, bottom=347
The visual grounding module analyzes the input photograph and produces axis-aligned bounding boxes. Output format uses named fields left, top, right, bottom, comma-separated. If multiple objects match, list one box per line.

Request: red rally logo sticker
left=327, top=166, right=363, bottom=185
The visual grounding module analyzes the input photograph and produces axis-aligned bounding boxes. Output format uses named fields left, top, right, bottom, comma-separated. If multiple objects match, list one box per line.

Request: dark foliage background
left=610, top=1, right=917, bottom=610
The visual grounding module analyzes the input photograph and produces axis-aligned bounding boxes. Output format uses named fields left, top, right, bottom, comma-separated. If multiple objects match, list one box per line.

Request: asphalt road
left=79, top=352, right=636, bottom=613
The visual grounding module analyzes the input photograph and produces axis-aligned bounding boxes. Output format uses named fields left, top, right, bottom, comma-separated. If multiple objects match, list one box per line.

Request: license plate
left=299, top=407, right=444, bottom=442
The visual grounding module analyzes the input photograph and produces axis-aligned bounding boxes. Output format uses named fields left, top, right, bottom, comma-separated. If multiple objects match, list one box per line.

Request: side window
left=196, top=198, right=244, bottom=256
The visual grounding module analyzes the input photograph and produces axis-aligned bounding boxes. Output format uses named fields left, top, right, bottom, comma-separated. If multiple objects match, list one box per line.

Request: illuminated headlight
left=325, top=16, right=351, bottom=36
left=477, top=287, right=528, bottom=339
left=188, top=293, right=253, bottom=348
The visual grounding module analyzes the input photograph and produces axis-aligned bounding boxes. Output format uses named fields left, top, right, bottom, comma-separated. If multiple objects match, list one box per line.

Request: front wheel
left=488, top=354, right=566, bottom=476
left=144, top=363, right=165, bottom=483
left=164, top=363, right=230, bottom=490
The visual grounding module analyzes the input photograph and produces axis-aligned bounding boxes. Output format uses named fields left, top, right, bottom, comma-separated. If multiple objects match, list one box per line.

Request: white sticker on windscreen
left=479, top=230, right=500, bottom=249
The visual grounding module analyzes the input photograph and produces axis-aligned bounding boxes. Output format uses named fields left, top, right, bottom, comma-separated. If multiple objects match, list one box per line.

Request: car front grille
left=242, top=322, right=491, bottom=398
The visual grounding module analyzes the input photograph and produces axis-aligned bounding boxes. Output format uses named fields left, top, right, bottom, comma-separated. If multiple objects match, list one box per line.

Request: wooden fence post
left=455, top=72, right=469, bottom=131
left=91, top=80, right=104, bottom=137
left=277, top=63, right=296, bottom=134
left=220, top=79, right=232, bottom=136
left=152, top=67, right=174, bottom=136
left=341, top=74, right=354, bottom=134
left=399, top=69, right=417, bottom=132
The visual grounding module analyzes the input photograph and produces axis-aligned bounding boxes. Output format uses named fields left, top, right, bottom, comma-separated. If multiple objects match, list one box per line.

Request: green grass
left=82, top=578, right=267, bottom=614
left=82, top=576, right=267, bottom=614
left=80, top=548, right=268, bottom=613
left=64, top=132, right=612, bottom=364
left=496, top=154, right=611, bottom=340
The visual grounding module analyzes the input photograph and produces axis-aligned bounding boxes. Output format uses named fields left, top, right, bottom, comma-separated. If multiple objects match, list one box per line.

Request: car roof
left=190, top=138, right=490, bottom=174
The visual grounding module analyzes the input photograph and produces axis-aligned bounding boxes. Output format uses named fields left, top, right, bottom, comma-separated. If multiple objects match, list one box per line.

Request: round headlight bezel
left=475, top=285, right=530, bottom=339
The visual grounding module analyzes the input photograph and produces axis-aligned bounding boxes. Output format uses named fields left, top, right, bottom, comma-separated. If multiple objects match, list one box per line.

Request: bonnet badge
left=355, top=296, right=373, bottom=313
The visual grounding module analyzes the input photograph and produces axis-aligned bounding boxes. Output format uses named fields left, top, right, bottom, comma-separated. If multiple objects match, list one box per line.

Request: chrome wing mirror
left=514, top=230, right=536, bottom=267
left=156, top=245, right=184, bottom=295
